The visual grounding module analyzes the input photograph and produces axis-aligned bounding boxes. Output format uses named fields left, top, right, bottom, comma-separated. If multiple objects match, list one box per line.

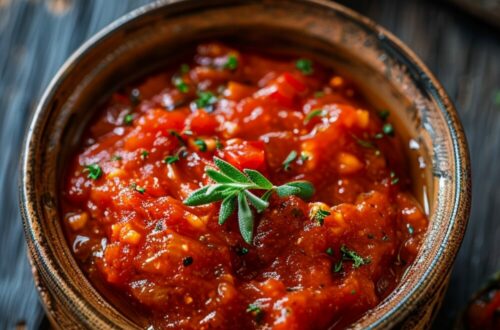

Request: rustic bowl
left=19, top=0, right=471, bottom=329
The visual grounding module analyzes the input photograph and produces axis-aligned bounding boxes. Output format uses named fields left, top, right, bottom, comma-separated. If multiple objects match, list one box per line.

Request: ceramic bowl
left=19, top=0, right=471, bottom=329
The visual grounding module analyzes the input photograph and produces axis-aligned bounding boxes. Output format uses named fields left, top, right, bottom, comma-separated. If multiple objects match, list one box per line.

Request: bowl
left=19, top=0, right=471, bottom=328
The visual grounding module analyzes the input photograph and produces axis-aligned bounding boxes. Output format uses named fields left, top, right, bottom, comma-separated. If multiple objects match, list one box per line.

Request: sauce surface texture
left=62, top=43, right=428, bottom=329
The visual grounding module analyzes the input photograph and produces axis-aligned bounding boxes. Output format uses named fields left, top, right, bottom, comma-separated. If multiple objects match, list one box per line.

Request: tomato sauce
left=62, top=43, right=428, bottom=329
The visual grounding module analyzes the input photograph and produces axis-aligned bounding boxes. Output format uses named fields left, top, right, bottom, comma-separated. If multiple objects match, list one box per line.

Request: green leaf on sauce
left=282, top=150, right=298, bottom=171
left=83, top=164, right=102, bottom=180
left=296, top=58, right=313, bottom=75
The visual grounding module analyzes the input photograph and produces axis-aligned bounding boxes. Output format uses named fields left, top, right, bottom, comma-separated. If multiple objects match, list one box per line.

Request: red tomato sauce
left=61, top=43, right=428, bottom=329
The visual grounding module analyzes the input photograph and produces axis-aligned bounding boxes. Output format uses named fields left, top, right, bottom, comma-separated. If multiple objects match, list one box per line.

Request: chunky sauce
left=62, top=43, right=428, bottom=329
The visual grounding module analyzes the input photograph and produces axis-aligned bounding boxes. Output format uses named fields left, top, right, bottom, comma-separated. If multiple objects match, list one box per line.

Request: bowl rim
left=19, top=0, right=471, bottom=328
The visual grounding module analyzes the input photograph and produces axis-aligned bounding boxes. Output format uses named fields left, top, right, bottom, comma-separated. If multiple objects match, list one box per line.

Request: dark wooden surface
left=0, top=0, right=498, bottom=329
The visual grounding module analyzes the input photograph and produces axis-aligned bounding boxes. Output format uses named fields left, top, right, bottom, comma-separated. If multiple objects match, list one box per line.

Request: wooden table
left=0, top=0, right=498, bottom=328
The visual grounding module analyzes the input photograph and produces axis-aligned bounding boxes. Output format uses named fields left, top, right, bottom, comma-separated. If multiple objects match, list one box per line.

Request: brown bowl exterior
left=19, top=0, right=471, bottom=329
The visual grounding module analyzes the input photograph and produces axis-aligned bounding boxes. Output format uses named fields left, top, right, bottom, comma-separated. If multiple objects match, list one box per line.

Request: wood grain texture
left=0, top=0, right=498, bottom=329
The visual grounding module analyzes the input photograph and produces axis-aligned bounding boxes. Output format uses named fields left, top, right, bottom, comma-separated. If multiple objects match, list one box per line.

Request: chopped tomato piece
left=185, top=109, right=219, bottom=135
left=218, top=138, right=265, bottom=171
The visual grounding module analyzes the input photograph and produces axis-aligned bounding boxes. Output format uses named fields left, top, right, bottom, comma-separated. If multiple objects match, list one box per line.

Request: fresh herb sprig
left=183, top=157, right=314, bottom=243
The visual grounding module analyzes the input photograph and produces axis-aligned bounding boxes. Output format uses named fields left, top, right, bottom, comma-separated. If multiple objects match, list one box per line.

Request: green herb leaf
left=174, top=77, right=189, bottom=93
left=407, top=223, right=414, bottom=235
left=194, top=138, right=207, bottom=152
left=296, top=58, right=313, bottom=75
left=214, top=157, right=250, bottom=183
left=378, top=109, right=390, bottom=121
left=224, top=55, right=238, bottom=70
left=333, top=261, right=343, bottom=273
left=219, top=195, right=237, bottom=225
left=383, top=123, right=394, bottom=136
left=183, top=157, right=314, bottom=244
left=390, top=171, right=399, bottom=185
left=164, top=155, right=179, bottom=164
left=340, top=245, right=370, bottom=268
left=244, top=190, right=269, bottom=213
left=282, top=150, right=298, bottom=171
left=351, top=134, right=374, bottom=149
left=206, top=167, right=235, bottom=183
left=131, top=183, right=146, bottom=194
left=304, top=108, right=325, bottom=124
left=141, top=150, right=149, bottom=160
left=111, top=155, right=122, bottom=161
left=275, top=184, right=301, bottom=197
left=244, top=169, right=273, bottom=189
left=246, top=303, right=262, bottom=313
left=183, top=185, right=226, bottom=206
left=83, top=164, right=102, bottom=180
left=195, top=91, right=217, bottom=109
left=238, top=192, right=254, bottom=244
left=313, top=209, right=330, bottom=225
left=170, top=130, right=187, bottom=146
left=325, top=247, right=333, bottom=256
left=284, top=181, right=315, bottom=199
left=215, top=139, right=224, bottom=150
left=123, top=113, right=134, bottom=125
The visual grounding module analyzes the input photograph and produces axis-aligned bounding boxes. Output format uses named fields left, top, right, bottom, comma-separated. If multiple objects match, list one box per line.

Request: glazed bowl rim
left=19, top=0, right=471, bottom=328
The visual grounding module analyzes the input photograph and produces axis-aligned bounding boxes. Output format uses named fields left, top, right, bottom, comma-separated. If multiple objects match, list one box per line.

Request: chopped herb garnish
left=300, top=152, right=310, bottom=162
left=130, top=88, right=141, bottom=106
left=382, top=234, right=389, bottom=241
left=383, top=123, right=394, bottom=136
left=215, top=138, right=224, bottom=150
left=174, top=77, right=189, bottom=93
left=182, top=256, right=193, bottom=266
left=351, top=134, right=374, bottom=148
left=84, top=164, right=102, bottom=180
left=378, top=110, right=390, bottom=121
left=304, top=108, right=326, bottom=124
left=164, top=155, right=179, bottom=164
left=131, top=183, right=146, bottom=194
left=351, top=290, right=357, bottom=295
left=333, top=261, right=343, bottom=273
left=224, top=54, right=238, bottom=70
left=111, top=155, right=122, bottom=161
left=314, top=91, right=325, bottom=98
left=183, top=157, right=314, bottom=244
left=140, top=150, right=149, bottom=160
left=123, top=113, right=134, bottom=125
left=195, top=91, right=217, bottom=110
left=296, top=58, right=313, bottom=75
left=340, top=245, right=370, bottom=268
left=154, top=221, right=164, bottom=232
left=194, top=138, right=207, bottom=152
left=180, top=63, right=190, bottom=74
left=170, top=130, right=187, bottom=146
left=325, top=247, right=334, bottom=256
left=164, top=147, right=188, bottom=165
left=313, top=209, right=330, bottom=225
left=390, top=171, right=399, bottom=185
left=246, top=303, right=264, bottom=322
left=237, top=247, right=249, bottom=256
left=282, top=150, right=298, bottom=171
left=407, top=223, right=414, bottom=235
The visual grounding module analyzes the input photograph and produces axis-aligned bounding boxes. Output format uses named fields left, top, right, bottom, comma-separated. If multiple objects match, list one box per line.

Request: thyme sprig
left=183, top=157, right=314, bottom=243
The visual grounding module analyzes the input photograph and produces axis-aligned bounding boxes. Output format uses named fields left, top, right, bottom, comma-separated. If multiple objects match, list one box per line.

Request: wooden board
left=0, top=0, right=498, bottom=328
